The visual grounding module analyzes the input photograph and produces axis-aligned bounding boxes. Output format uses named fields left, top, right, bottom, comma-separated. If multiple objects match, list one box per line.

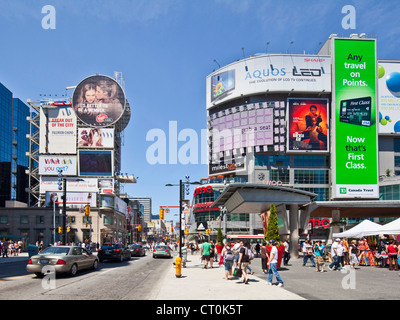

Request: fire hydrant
left=175, top=257, right=182, bottom=278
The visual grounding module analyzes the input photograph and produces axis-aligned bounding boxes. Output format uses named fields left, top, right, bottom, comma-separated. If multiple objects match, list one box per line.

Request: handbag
left=233, top=265, right=242, bottom=277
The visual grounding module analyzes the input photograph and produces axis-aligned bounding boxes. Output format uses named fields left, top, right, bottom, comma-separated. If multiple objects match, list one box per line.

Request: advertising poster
left=78, top=128, right=114, bottom=148
left=210, top=105, right=273, bottom=154
left=287, top=98, right=329, bottom=152
left=39, top=105, right=77, bottom=154
left=40, top=177, right=98, bottom=193
left=45, top=191, right=97, bottom=208
left=377, top=61, right=400, bottom=134
left=72, top=75, right=126, bottom=127
left=79, top=150, right=113, bottom=176
left=333, top=38, right=378, bottom=199
left=206, top=55, right=331, bottom=109
left=39, top=155, right=77, bottom=176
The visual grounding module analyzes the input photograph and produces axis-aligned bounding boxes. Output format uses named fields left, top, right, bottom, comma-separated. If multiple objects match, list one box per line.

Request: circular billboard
left=72, top=75, right=126, bottom=127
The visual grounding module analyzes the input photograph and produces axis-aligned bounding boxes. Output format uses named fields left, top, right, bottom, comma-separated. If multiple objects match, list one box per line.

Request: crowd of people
left=192, top=239, right=284, bottom=287
left=0, top=240, right=23, bottom=257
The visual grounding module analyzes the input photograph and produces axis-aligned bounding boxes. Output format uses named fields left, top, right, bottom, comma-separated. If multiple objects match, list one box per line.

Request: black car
left=128, top=244, right=146, bottom=257
left=98, top=243, right=131, bottom=262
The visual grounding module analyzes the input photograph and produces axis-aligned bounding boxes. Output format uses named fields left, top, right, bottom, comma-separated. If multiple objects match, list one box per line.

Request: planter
left=266, top=246, right=285, bottom=268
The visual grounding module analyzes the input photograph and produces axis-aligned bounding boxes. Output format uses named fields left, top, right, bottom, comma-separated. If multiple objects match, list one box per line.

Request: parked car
left=26, top=246, right=99, bottom=277
left=153, top=245, right=172, bottom=259
left=128, top=244, right=146, bottom=257
left=98, top=243, right=131, bottom=262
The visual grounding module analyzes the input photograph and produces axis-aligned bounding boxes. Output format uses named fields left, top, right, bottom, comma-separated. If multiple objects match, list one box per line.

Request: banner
left=333, top=38, right=378, bottom=199
left=78, top=128, right=114, bottom=148
left=287, top=98, right=329, bottom=152
left=39, top=155, right=77, bottom=176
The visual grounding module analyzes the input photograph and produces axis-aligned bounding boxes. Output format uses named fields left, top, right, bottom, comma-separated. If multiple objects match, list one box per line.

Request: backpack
left=246, top=247, right=254, bottom=260
left=225, top=247, right=235, bottom=261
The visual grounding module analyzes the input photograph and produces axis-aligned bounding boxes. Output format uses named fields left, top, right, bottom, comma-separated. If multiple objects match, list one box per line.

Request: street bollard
left=175, top=257, right=182, bottom=278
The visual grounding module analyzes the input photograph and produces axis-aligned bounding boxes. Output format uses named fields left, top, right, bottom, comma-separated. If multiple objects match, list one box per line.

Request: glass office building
left=0, top=82, right=30, bottom=206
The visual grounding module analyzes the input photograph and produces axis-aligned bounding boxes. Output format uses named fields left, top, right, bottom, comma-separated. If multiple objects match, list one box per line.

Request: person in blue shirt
left=314, top=240, right=326, bottom=273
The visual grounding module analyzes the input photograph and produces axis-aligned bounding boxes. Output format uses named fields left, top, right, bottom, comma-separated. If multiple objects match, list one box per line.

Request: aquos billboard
left=332, top=38, right=379, bottom=199
left=206, top=54, right=331, bottom=109
left=72, top=75, right=126, bottom=127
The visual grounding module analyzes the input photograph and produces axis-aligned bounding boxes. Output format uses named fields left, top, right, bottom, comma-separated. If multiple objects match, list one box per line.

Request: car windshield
left=156, top=246, right=168, bottom=250
left=39, top=247, right=70, bottom=256
left=101, top=244, right=118, bottom=249
left=129, top=244, right=140, bottom=248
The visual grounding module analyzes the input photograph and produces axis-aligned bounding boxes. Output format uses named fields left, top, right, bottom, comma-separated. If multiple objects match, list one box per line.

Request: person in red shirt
left=387, top=240, right=398, bottom=271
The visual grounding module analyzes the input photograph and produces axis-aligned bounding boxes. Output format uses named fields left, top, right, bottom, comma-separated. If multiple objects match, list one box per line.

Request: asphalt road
left=0, top=252, right=172, bottom=300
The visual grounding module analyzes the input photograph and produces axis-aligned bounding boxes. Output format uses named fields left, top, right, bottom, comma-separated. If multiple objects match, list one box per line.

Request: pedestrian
left=266, top=239, right=284, bottom=287
left=349, top=239, right=359, bottom=269
left=255, top=242, right=260, bottom=258
left=302, top=240, right=316, bottom=267
left=209, top=241, right=215, bottom=268
left=342, top=237, right=350, bottom=265
left=338, top=240, right=345, bottom=268
left=283, top=239, right=290, bottom=266
left=314, top=240, right=325, bottom=272
left=2, top=240, right=9, bottom=258
left=221, top=242, right=235, bottom=280
left=260, top=242, right=269, bottom=273
left=328, top=238, right=342, bottom=271
left=387, top=239, right=398, bottom=271
left=200, top=239, right=211, bottom=269
left=215, top=241, right=223, bottom=262
left=237, top=241, right=250, bottom=284
left=232, top=240, right=241, bottom=268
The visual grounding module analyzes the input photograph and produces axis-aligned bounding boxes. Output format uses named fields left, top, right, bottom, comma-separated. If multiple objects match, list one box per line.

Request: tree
left=217, top=228, right=223, bottom=244
left=265, top=204, right=280, bottom=244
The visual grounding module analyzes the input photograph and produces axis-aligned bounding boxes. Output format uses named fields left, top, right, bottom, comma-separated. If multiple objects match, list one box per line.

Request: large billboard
left=209, top=102, right=274, bottom=155
left=206, top=54, right=331, bottom=109
left=40, top=177, right=98, bottom=193
left=78, top=128, right=114, bottom=148
left=287, top=98, right=329, bottom=152
left=39, top=155, right=77, bottom=176
left=39, top=105, right=77, bottom=154
left=332, top=38, right=378, bottom=199
left=72, top=75, right=126, bottom=127
left=45, top=191, right=97, bottom=208
left=378, top=61, right=400, bottom=134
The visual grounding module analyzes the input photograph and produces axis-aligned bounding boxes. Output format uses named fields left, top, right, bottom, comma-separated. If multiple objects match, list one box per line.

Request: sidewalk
left=149, top=253, right=305, bottom=300
left=0, top=252, right=30, bottom=264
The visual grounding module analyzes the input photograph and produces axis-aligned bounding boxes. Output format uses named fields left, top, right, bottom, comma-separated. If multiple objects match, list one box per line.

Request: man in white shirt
left=328, top=238, right=342, bottom=271
left=267, top=239, right=284, bottom=287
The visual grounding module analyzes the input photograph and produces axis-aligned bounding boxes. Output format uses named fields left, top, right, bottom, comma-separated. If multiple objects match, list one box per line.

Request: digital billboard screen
left=79, top=150, right=113, bottom=176
left=211, top=70, right=235, bottom=102
left=72, top=75, right=126, bottom=127
left=287, top=98, right=329, bottom=152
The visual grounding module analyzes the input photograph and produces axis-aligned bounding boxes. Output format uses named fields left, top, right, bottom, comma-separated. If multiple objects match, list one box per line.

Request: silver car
left=26, top=246, right=99, bottom=277
left=153, top=245, right=172, bottom=259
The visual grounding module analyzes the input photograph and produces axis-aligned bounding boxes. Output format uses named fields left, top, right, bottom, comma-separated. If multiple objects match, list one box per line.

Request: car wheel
left=92, top=259, right=99, bottom=270
left=69, top=264, right=78, bottom=276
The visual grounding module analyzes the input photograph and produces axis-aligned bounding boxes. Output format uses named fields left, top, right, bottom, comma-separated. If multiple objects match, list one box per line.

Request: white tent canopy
left=363, top=217, right=400, bottom=236
left=333, top=219, right=383, bottom=239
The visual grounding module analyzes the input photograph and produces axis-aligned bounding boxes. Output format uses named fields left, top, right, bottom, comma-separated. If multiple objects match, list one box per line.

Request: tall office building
left=0, top=82, right=30, bottom=206
left=129, top=197, right=152, bottom=223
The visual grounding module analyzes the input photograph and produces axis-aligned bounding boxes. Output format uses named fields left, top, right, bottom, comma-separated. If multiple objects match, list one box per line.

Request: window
left=20, top=216, right=29, bottom=224
left=293, top=155, right=329, bottom=168
left=36, top=216, right=45, bottom=224
left=270, top=169, right=290, bottom=184
left=294, top=170, right=329, bottom=184
left=104, top=216, right=113, bottom=225
left=0, top=216, right=7, bottom=224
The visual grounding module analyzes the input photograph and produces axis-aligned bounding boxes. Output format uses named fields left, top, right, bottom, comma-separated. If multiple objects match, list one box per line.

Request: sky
left=0, top=0, right=399, bottom=223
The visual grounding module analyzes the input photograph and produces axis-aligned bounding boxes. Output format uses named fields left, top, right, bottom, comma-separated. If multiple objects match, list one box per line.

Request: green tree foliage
left=217, top=228, right=223, bottom=244
left=265, top=204, right=281, bottom=244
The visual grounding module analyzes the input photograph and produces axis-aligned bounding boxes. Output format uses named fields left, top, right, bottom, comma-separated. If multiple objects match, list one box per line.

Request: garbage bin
left=28, top=244, right=38, bottom=257
left=181, top=246, right=187, bottom=268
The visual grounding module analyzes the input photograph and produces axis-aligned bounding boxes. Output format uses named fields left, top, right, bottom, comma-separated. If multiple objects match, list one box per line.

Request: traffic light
left=58, top=227, right=62, bottom=233
left=84, top=205, right=91, bottom=217
left=185, top=229, right=189, bottom=235
left=171, top=226, right=174, bottom=232
left=138, top=225, right=141, bottom=232
left=159, top=208, right=165, bottom=220
left=66, top=227, right=70, bottom=233
left=216, top=218, right=219, bottom=225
